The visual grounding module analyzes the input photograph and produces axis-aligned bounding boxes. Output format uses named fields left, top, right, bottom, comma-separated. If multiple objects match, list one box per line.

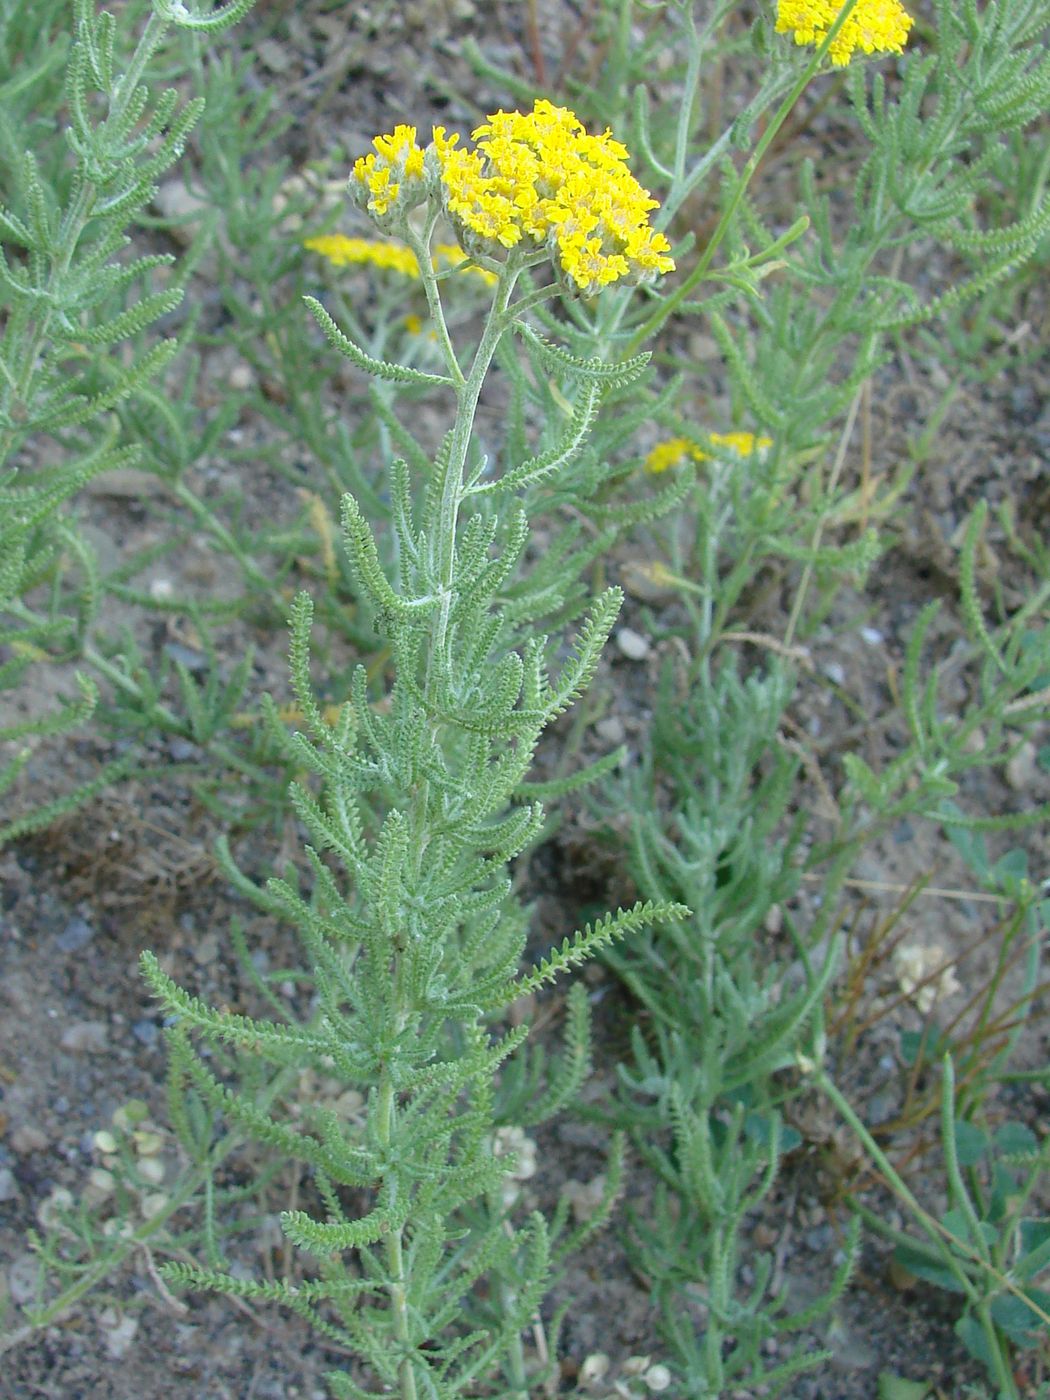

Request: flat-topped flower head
left=428, top=99, right=675, bottom=294
left=350, top=124, right=427, bottom=222
left=776, top=0, right=913, bottom=66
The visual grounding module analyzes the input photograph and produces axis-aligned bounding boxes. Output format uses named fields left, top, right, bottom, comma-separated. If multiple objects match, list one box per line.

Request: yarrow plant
left=136, top=97, right=686, bottom=1400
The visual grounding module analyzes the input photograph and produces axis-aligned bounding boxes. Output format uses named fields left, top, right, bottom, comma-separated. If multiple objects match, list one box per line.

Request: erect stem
left=425, top=261, right=521, bottom=681
left=376, top=1063, right=417, bottom=1400
left=370, top=257, right=527, bottom=1400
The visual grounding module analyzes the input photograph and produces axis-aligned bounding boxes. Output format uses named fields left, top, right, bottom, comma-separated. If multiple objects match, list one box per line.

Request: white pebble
left=616, top=627, right=651, bottom=661
left=8, top=1253, right=39, bottom=1306
left=595, top=716, right=625, bottom=746
left=1006, top=741, right=1038, bottom=792
left=579, top=1353, right=611, bottom=1387
left=98, top=1307, right=139, bottom=1359
left=60, top=1020, right=109, bottom=1054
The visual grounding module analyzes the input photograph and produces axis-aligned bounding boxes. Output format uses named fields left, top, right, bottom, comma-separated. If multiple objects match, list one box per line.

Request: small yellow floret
left=644, top=431, right=773, bottom=474
left=775, top=0, right=913, bottom=66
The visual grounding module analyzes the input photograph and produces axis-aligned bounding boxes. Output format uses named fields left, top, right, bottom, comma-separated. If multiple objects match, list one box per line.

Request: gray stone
left=56, top=916, right=94, bottom=952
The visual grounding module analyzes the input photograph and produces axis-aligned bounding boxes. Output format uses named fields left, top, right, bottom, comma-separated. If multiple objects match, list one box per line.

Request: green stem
left=427, top=261, right=521, bottom=674
left=815, top=1070, right=979, bottom=1299
left=495, top=1212, right=530, bottom=1399
left=404, top=214, right=465, bottom=388
left=367, top=254, right=532, bottom=1400
left=376, top=1069, right=417, bottom=1400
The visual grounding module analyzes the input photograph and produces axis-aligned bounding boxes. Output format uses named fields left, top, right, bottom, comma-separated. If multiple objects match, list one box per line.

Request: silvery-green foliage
left=604, top=660, right=855, bottom=1394
left=561, top=1, right=1050, bottom=1392
left=142, top=265, right=686, bottom=1393
left=508, top=0, right=1050, bottom=605
left=0, top=0, right=257, bottom=836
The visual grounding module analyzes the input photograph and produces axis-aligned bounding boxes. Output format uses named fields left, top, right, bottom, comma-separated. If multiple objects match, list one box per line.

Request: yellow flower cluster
left=304, top=235, right=419, bottom=277
left=303, top=235, right=497, bottom=287
left=350, top=124, right=426, bottom=218
left=775, top=0, right=913, bottom=66
left=430, top=100, right=674, bottom=294
left=644, top=432, right=772, bottom=474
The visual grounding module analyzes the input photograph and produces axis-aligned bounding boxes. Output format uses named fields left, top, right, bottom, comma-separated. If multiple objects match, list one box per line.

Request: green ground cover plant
left=1, top=0, right=1048, bottom=1396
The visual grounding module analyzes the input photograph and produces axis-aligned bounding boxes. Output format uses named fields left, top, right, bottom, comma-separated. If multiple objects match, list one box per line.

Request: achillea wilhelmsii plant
left=142, top=99, right=686, bottom=1399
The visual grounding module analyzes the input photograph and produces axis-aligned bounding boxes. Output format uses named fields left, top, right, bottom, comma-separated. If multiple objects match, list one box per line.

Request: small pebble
left=56, top=915, right=94, bottom=952
left=164, top=641, right=207, bottom=673
left=97, top=1306, right=139, bottom=1360
left=228, top=363, right=254, bottom=391
left=0, top=1166, right=19, bottom=1202
left=11, top=1124, right=48, bottom=1154
left=60, top=1020, right=109, bottom=1054
left=152, top=182, right=207, bottom=245
left=868, top=1093, right=896, bottom=1125
left=688, top=332, right=720, bottom=361
left=860, top=625, right=884, bottom=645
left=580, top=1352, right=610, bottom=1387
left=1006, top=740, right=1038, bottom=792
left=7, top=1253, right=38, bottom=1306
left=804, top=1224, right=833, bottom=1252
left=132, top=1019, right=159, bottom=1047
left=822, top=661, right=846, bottom=686
left=256, top=38, right=292, bottom=73
left=595, top=715, right=625, bottom=746
left=192, top=932, right=220, bottom=966
left=616, top=627, right=651, bottom=661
